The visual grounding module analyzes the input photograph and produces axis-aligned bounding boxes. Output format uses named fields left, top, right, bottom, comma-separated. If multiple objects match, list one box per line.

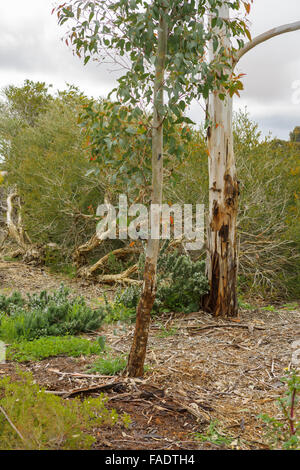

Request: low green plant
left=117, top=245, right=209, bottom=315
left=261, top=305, right=277, bottom=312
left=88, top=353, right=128, bottom=376
left=237, top=296, right=255, bottom=310
left=195, top=420, right=235, bottom=447
left=0, top=284, right=104, bottom=342
left=156, top=324, right=179, bottom=338
left=0, top=370, right=130, bottom=450
left=281, top=302, right=299, bottom=310
left=101, top=293, right=136, bottom=324
left=43, top=246, right=76, bottom=278
left=7, top=335, right=104, bottom=361
left=258, top=369, right=300, bottom=450
left=106, top=253, right=132, bottom=274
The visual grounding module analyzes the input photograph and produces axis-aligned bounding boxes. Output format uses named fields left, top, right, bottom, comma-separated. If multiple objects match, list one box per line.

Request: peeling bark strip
left=126, top=11, right=168, bottom=377
left=204, top=96, right=239, bottom=317
left=204, top=5, right=238, bottom=317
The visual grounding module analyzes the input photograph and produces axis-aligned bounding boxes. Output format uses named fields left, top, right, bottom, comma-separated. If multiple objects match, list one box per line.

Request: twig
left=47, top=368, right=118, bottom=379
left=171, top=399, right=210, bottom=422
left=187, top=323, right=266, bottom=332
left=0, top=405, right=26, bottom=443
left=214, top=359, right=242, bottom=366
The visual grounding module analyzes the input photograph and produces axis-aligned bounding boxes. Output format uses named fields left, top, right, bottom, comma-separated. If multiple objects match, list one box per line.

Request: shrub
left=117, top=246, right=208, bottom=314
left=0, top=291, right=25, bottom=315
left=0, top=370, right=130, bottom=450
left=7, top=335, right=104, bottom=361
left=102, top=292, right=136, bottom=324
left=0, top=284, right=104, bottom=342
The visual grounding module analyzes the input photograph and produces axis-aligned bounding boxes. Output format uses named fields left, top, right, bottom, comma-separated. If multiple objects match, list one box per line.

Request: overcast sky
left=0, top=1, right=299, bottom=139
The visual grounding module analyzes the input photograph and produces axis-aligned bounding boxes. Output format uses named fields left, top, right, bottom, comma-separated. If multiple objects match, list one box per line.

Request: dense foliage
left=117, top=244, right=209, bottom=313
left=0, top=284, right=103, bottom=341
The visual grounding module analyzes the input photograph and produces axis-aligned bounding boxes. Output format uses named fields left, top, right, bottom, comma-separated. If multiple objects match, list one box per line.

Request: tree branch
left=234, top=21, right=300, bottom=65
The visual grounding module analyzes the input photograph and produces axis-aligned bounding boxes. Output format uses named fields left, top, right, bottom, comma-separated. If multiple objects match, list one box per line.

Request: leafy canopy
left=55, top=0, right=252, bottom=172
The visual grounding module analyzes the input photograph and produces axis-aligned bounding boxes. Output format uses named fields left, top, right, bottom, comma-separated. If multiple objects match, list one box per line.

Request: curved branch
left=234, top=20, right=300, bottom=65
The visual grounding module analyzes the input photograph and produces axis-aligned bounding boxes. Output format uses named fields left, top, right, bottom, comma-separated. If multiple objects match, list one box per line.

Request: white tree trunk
left=204, top=5, right=239, bottom=317
left=204, top=12, right=300, bottom=317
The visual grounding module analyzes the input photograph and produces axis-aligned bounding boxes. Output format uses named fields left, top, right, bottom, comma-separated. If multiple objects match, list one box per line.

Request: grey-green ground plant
left=0, top=284, right=104, bottom=342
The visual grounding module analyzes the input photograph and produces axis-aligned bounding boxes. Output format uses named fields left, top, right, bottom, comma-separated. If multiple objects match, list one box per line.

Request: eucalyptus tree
left=55, top=0, right=251, bottom=376
left=205, top=2, right=300, bottom=317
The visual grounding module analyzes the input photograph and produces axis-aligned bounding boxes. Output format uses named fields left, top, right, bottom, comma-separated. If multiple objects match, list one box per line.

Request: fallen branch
left=73, top=233, right=104, bottom=267
left=186, top=322, right=266, bottom=332
left=47, top=368, right=119, bottom=379
left=77, top=246, right=140, bottom=278
left=171, top=399, right=210, bottom=422
left=62, top=381, right=123, bottom=398
left=97, top=264, right=141, bottom=285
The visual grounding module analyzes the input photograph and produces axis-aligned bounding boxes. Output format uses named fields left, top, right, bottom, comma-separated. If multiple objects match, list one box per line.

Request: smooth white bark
left=235, top=20, right=300, bottom=65
left=205, top=4, right=239, bottom=316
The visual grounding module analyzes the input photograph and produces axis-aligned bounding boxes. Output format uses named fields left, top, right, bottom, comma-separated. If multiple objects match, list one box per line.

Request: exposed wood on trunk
left=126, top=11, right=168, bottom=377
left=204, top=5, right=239, bottom=317
left=204, top=14, right=300, bottom=317
left=5, top=192, right=44, bottom=264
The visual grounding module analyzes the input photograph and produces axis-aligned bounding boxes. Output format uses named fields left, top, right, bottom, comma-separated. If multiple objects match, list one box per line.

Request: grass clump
left=0, top=284, right=104, bottom=342
left=88, top=353, right=127, bottom=376
left=0, top=370, right=131, bottom=450
left=7, top=335, right=104, bottom=362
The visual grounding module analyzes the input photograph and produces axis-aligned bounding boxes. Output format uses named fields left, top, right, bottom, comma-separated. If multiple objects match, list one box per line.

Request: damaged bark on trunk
left=204, top=92, right=239, bottom=317
left=204, top=10, right=300, bottom=317
left=203, top=5, right=239, bottom=317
